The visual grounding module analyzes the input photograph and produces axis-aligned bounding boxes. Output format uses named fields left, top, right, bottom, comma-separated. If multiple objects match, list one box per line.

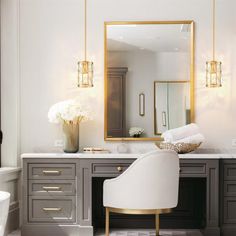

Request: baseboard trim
left=5, top=202, right=20, bottom=235
left=221, top=226, right=236, bottom=236
left=203, top=227, right=220, bottom=236
left=21, top=224, right=93, bottom=236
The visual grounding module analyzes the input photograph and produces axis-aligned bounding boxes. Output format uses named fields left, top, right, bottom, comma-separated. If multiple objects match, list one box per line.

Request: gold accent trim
left=105, top=137, right=164, bottom=141
left=42, top=170, right=61, bottom=175
left=213, top=0, right=215, bottom=60
left=104, top=21, right=195, bottom=141
left=105, top=20, right=194, bottom=25
left=117, top=166, right=123, bottom=172
left=190, top=21, right=195, bottom=122
left=205, top=0, right=222, bottom=88
left=153, top=80, right=190, bottom=83
left=155, top=214, right=160, bottom=236
left=42, top=186, right=62, bottom=191
left=105, top=207, right=172, bottom=236
left=42, top=207, right=62, bottom=212
left=105, top=208, right=109, bottom=236
left=108, top=207, right=172, bottom=215
left=84, top=0, right=87, bottom=60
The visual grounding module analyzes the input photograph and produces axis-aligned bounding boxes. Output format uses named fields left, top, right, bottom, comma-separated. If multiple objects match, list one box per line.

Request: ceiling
left=107, top=24, right=191, bottom=53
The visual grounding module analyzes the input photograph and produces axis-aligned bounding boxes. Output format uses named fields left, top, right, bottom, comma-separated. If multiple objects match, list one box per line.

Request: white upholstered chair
left=103, top=150, right=179, bottom=236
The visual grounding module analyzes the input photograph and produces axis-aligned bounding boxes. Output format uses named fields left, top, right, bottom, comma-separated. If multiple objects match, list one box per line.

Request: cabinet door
left=29, top=196, right=76, bottom=223
left=107, top=68, right=127, bottom=137
left=224, top=197, right=236, bottom=224
left=224, top=164, right=236, bottom=181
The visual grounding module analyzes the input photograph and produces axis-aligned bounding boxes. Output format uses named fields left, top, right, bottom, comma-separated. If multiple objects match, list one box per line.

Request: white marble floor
left=7, top=230, right=20, bottom=236
left=95, top=229, right=203, bottom=236
left=8, top=229, right=203, bottom=236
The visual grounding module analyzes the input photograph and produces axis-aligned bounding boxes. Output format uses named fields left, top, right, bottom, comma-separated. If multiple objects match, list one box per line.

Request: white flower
left=129, top=127, right=144, bottom=137
left=48, top=99, right=92, bottom=124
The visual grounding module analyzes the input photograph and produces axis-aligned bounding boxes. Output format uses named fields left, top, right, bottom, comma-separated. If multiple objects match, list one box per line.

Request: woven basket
left=157, top=142, right=202, bottom=154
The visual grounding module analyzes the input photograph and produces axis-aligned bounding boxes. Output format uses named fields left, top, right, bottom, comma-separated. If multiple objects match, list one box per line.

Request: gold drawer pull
left=42, top=170, right=61, bottom=175
left=42, top=186, right=62, bottom=191
left=43, top=207, right=62, bottom=212
left=117, top=166, right=123, bottom=172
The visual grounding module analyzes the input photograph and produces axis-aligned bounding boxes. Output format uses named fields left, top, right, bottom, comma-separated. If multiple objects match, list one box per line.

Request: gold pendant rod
left=84, top=0, right=87, bottom=60
left=213, top=0, right=215, bottom=60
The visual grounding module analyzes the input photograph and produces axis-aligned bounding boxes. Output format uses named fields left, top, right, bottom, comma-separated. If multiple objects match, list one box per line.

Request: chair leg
left=105, top=207, right=109, bottom=236
left=155, top=214, right=160, bottom=236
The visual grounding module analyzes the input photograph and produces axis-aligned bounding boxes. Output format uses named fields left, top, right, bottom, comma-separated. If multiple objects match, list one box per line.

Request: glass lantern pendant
left=206, top=0, right=222, bottom=88
left=78, top=61, right=93, bottom=88
left=206, top=61, right=222, bottom=87
left=78, top=0, right=94, bottom=88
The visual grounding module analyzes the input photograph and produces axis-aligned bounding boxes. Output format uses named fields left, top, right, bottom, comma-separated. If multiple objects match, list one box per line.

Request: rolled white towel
left=172, top=133, right=205, bottom=144
left=161, top=123, right=200, bottom=142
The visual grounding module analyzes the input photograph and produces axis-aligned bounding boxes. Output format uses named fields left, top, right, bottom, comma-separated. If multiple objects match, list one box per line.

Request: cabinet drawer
left=180, top=163, right=206, bottom=175
left=28, top=163, right=76, bottom=180
left=92, top=163, right=130, bottom=175
left=28, top=180, right=76, bottom=196
left=224, top=164, right=236, bottom=180
left=29, top=196, right=76, bottom=223
left=224, top=197, right=236, bottom=224
left=224, top=181, right=236, bottom=197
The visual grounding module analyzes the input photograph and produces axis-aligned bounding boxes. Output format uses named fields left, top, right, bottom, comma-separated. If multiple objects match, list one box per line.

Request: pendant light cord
left=213, top=0, right=215, bottom=61
left=84, top=0, right=87, bottom=61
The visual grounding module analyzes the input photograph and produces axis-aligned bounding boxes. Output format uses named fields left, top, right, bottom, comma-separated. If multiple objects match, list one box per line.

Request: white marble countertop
left=21, top=152, right=236, bottom=159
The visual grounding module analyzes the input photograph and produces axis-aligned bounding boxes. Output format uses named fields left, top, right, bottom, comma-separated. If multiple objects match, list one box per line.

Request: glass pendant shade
left=78, top=61, right=93, bottom=88
left=206, top=60, right=222, bottom=87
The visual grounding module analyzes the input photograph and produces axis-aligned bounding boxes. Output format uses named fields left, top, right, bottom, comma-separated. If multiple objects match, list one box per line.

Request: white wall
left=2, top=0, right=236, bottom=164
left=155, top=52, right=189, bottom=81
left=1, top=0, right=20, bottom=166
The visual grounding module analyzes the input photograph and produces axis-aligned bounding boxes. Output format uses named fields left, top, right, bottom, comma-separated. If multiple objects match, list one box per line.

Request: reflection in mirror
left=154, top=81, right=190, bottom=135
left=105, top=22, right=194, bottom=140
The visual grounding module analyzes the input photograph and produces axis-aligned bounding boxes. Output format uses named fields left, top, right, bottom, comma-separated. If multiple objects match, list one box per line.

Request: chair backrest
left=111, top=150, right=179, bottom=209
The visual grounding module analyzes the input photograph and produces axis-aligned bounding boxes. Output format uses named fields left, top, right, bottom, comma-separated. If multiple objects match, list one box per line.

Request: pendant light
left=78, top=0, right=93, bottom=88
left=206, top=0, right=222, bottom=88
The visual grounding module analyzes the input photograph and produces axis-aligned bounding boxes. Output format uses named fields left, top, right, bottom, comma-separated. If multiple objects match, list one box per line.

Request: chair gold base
left=105, top=207, right=172, bottom=236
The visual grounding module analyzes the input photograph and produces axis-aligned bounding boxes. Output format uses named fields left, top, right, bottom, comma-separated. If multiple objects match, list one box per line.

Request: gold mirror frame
left=104, top=21, right=195, bottom=141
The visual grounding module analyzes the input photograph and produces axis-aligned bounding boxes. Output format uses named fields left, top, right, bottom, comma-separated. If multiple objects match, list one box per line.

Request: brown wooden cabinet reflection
left=107, top=67, right=128, bottom=137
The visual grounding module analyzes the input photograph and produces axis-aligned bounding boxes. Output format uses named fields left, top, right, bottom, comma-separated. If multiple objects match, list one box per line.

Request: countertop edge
left=20, top=153, right=236, bottom=159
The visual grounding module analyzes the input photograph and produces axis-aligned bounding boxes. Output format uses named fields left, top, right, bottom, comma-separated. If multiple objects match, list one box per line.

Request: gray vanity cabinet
left=22, top=158, right=80, bottom=236
left=221, top=160, right=236, bottom=236
left=21, top=155, right=225, bottom=236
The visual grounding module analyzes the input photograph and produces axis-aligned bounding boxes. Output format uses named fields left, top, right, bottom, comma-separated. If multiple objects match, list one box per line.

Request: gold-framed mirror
left=104, top=21, right=195, bottom=141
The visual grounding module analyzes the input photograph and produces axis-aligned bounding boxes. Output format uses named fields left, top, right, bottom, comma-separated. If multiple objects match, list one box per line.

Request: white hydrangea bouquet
left=129, top=127, right=144, bottom=138
left=48, top=99, right=92, bottom=153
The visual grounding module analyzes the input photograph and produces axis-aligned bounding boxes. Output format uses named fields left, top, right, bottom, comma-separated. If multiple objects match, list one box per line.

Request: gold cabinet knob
left=117, top=166, right=123, bottom=172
